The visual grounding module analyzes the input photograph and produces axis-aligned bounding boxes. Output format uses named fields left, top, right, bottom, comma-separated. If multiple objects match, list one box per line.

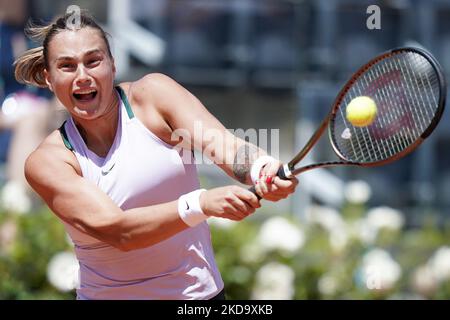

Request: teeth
left=74, top=90, right=96, bottom=95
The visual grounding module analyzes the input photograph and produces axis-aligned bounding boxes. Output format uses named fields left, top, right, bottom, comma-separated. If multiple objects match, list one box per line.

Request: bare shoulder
left=131, top=73, right=181, bottom=95
left=117, top=73, right=215, bottom=146
left=30, top=130, right=75, bottom=161
left=117, top=74, right=190, bottom=145
left=25, top=130, right=81, bottom=185
left=123, top=73, right=191, bottom=113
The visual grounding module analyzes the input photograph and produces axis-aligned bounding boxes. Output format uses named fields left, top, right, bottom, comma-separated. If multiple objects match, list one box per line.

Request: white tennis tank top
left=59, top=87, right=223, bottom=300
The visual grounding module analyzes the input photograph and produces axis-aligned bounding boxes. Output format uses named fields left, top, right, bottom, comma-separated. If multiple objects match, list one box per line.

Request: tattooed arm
left=231, top=143, right=267, bottom=185
left=138, top=74, right=297, bottom=197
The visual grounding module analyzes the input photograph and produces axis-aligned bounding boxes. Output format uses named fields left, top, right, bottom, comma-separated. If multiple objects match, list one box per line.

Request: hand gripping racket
left=251, top=47, right=446, bottom=194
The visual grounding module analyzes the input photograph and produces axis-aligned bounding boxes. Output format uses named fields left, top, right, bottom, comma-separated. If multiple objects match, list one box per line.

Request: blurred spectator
left=0, top=0, right=66, bottom=214
left=131, top=0, right=168, bottom=38
left=252, top=1, right=297, bottom=71
left=166, top=0, right=228, bottom=68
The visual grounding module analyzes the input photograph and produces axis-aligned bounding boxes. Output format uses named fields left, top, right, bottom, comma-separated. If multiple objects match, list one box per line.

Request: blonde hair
left=14, top=12, right=112, bottom=88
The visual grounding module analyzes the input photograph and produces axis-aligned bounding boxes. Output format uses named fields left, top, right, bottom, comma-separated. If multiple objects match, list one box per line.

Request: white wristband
left=250, top=155, right=277, bottom=184
left=178, top=189, right=208, bottom=227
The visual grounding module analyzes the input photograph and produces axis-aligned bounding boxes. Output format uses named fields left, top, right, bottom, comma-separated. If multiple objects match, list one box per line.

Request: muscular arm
left=131, top=74, right=267, bottom=185
left=26, top=133, right=260, bottom=252
left=25, top=142, right=189, bottom=252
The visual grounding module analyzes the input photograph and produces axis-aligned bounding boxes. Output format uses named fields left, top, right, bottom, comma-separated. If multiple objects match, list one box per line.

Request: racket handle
left=248, top=185, right=261, bottom=200
left=248, top=165, right=292, bottom=199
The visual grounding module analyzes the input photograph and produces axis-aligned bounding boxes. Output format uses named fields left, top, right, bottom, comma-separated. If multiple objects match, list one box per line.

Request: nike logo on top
left=101, top=163, right=116, bottom=176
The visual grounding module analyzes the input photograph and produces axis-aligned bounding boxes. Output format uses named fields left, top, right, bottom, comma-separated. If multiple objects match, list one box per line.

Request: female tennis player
left=15, top=12, right=298, bottom=300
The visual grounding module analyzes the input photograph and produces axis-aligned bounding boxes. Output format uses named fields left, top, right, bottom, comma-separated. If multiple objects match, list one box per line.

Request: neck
left=73, top=91, right=120, bottom=158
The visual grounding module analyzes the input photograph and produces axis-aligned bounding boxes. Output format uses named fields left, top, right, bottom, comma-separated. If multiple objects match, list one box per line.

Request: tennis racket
left=251, top=46, right=446, bottom=194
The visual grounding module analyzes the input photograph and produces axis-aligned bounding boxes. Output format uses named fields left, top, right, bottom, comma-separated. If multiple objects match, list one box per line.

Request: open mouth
left=73, top=90, right=98, bottom=102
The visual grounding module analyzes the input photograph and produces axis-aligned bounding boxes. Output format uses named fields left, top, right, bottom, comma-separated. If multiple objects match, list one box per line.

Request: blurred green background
left=2, top=189, right=450, bottom=299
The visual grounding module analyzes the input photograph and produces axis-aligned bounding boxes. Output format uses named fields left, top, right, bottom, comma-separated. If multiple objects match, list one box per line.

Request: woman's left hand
left=253, top=160, right=299, bottom=201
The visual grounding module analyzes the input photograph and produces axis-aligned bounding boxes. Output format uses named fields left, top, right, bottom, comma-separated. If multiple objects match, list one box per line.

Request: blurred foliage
left=0, top=208, right=75, bottom=300
left=211, top=203, right=450, bottom=300
left=1, top=202, right=450, bottom=300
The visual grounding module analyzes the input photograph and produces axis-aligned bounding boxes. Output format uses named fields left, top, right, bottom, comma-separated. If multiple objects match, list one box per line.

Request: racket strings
left=332, top=51, right=441, bottom=163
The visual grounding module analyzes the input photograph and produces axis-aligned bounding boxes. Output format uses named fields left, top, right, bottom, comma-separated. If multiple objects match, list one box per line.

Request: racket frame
left=280, top=46, right=446, bottom=179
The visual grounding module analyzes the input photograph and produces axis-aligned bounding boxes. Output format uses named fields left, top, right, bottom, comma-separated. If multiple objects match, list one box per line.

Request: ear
left=44, top=69, right=54, bottom=92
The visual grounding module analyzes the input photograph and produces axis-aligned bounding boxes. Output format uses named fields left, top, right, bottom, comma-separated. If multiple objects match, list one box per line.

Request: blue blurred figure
left=0, top=0, right=64, bottom=213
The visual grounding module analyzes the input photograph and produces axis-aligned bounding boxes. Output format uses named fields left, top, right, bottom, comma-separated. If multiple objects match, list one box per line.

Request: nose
left=75, top=65, right=92, bottom=86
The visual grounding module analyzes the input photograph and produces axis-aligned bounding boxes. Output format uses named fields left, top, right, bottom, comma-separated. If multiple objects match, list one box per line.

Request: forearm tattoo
left=232, top=144, right=260, bottom=184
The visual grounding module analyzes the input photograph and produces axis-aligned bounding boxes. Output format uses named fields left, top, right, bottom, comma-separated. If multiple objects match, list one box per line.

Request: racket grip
left=249, top=185, right=262, bottom=200
left=248, top=165, right=291, bottom=199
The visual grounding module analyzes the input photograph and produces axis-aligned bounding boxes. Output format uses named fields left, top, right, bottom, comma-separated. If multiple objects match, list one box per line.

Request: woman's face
left=44, top=27, right=116, bottom=120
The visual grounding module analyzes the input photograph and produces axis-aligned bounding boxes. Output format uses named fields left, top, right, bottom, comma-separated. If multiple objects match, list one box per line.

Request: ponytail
left=14, top=21, right=54, bottom=88
left=14, top=46, right=47, bottom=88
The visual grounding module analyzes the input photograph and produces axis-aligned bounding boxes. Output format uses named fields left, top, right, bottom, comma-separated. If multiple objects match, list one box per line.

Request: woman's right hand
left=199, top=186, right=261, bottom=221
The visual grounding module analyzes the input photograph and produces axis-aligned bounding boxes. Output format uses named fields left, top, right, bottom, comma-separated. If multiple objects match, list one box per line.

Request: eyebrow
left=55, top=49, right=104, bottom=62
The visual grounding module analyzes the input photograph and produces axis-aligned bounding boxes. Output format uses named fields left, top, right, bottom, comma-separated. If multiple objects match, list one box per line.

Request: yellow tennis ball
left=346, top=96, right=378, bottom=127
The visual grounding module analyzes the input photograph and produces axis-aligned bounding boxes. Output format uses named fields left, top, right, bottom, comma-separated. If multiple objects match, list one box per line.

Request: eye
left=59, top=63, right=76, bottom=70
left=87, top=58, right=101, bottom=67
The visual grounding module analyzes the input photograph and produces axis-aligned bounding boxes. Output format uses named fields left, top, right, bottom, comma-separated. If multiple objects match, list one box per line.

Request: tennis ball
left=346, top=96, right=378, bottom=127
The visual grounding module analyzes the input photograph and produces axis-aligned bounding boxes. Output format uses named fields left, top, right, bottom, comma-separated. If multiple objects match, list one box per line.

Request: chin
left=71, top=98, right=101, bottom=118
left=73, top=106, right=101, bottom=120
